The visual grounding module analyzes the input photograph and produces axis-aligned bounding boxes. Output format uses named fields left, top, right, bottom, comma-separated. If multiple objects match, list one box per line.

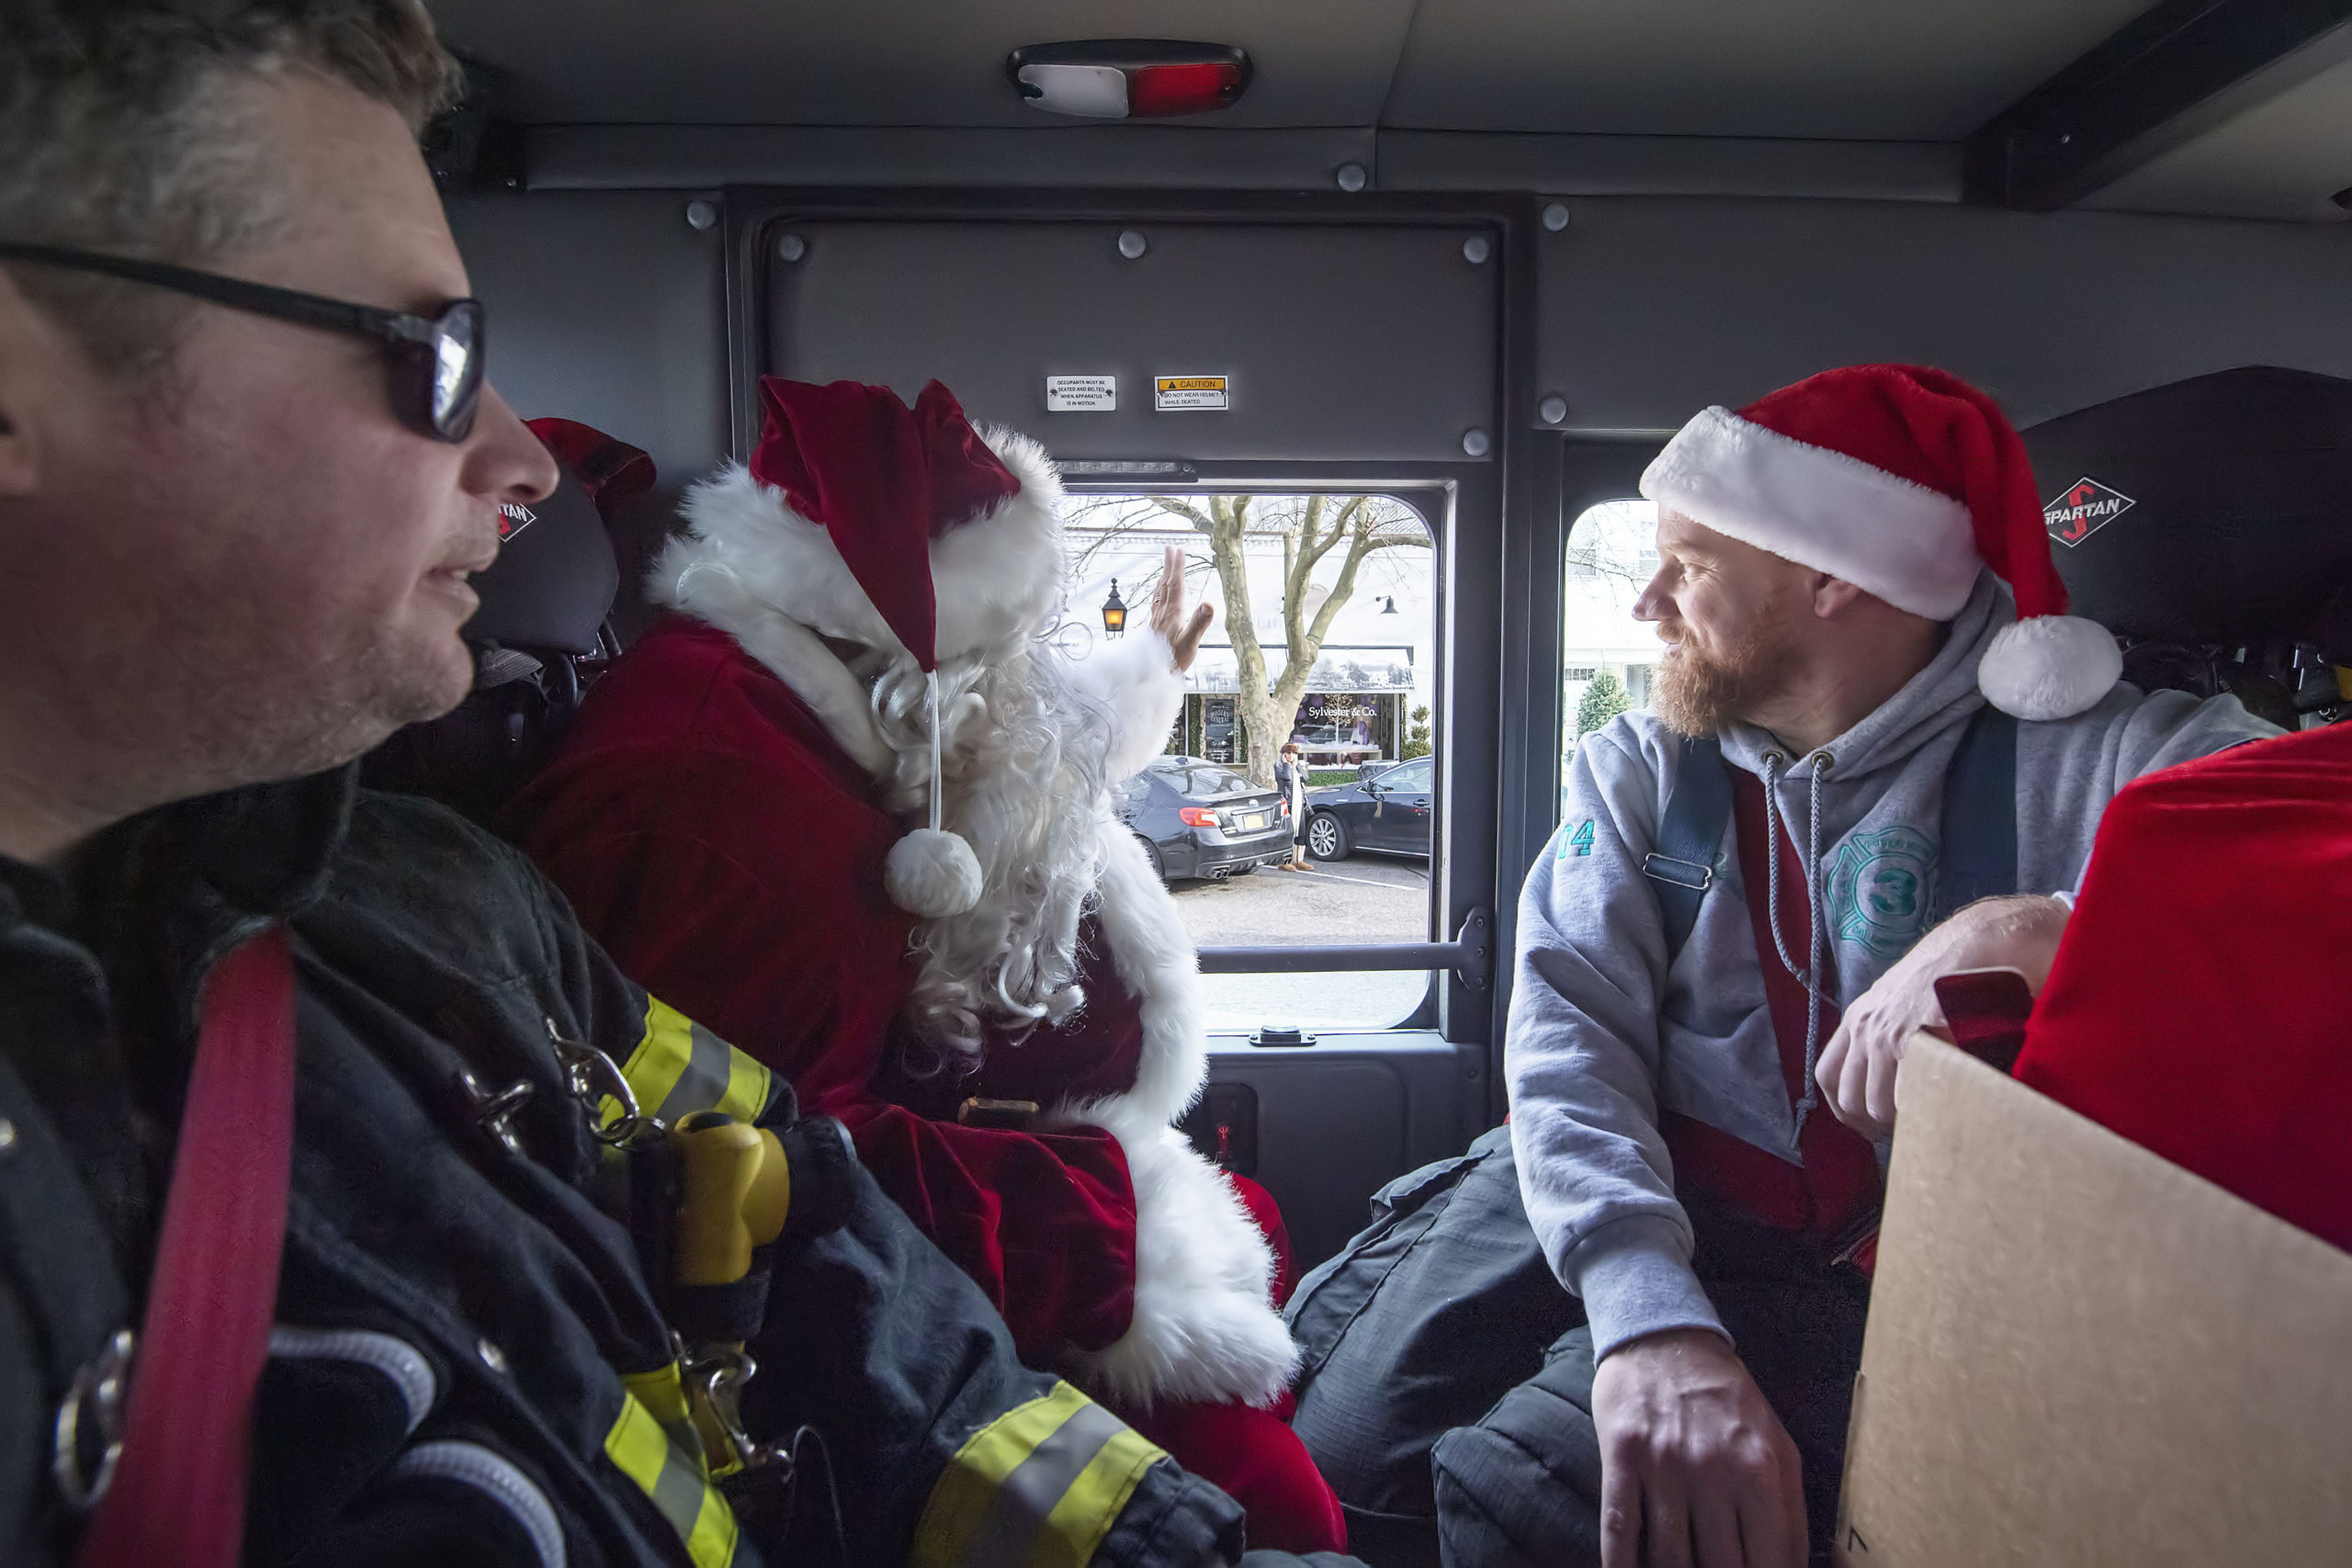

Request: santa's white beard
left=868, top=640, right=1116, bottom=1071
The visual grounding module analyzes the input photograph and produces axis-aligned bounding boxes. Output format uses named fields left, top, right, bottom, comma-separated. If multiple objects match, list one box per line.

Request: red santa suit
left=2011, top=718, right=2352, bottom=1254
left=508, top=378, right=1341, bottom=1550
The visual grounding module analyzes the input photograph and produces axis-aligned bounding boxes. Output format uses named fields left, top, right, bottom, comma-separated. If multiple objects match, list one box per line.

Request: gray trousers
left=1284, top=1129, right=1869, bottom=1568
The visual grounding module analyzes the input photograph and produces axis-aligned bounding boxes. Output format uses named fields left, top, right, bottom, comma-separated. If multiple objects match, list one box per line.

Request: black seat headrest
left=2022, top=367, right=2352, bottom=646
left=464, top=462, right=619, bottom=656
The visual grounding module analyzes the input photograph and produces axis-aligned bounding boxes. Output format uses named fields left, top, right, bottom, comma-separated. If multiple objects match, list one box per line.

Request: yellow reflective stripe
left=622, top=1362, right=705, bottom=1464
left=910, top=1382, right=1166, bottom=1568
left=603, top=1389, right=741, bottom=1568
left=1031, top=1419, right=1164, bottom=1568
left=718, top=1043, right=770, bottom=1125
left=622, top=1363, right=691, bottom=1427
left=605, top=997, right=772, bottom=1131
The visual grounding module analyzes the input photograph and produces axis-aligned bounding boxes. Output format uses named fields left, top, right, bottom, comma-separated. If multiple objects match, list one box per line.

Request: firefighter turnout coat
left=0, top=769, right=1260, bottom=1568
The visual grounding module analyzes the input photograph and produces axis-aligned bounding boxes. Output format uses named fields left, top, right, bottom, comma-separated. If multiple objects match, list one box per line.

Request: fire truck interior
left=366, top=16, right=2352, bottom=1544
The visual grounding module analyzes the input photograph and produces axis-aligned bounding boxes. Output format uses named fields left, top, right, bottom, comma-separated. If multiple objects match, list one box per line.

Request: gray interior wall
left=763, top=219, right=1500, bottom=463
left=1533, top=197, right=2352, bottom=435
left=445, top=189, right=731, bottom=628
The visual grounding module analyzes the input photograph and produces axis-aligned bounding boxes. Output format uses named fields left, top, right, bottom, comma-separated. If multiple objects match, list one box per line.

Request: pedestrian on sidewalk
left=1276, top=742, right=1316, bottom=871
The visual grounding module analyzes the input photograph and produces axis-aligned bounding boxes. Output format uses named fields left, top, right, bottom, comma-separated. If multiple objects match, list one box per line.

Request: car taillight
left=1178, top=806, right=1220, bottom=828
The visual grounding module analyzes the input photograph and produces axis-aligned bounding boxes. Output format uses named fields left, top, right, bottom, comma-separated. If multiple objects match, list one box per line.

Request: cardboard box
left=1834, top=1037, right=2352, bottom=1566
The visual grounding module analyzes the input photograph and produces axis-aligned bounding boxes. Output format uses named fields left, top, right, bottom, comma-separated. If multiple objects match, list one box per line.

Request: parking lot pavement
left=1166, top=853, right=1432, bottom=1031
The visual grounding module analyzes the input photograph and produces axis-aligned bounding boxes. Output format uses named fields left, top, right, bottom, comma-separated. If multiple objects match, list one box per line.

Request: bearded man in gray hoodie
left=1285, top=365, right=2273, bottom=1568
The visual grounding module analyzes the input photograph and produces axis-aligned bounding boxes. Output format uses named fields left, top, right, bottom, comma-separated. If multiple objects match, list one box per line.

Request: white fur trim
left=885, top=828, right=984, bottom=917
left=1049, top=1099, right=1298, bottom=1410
left=1641, top=405, right=1980, bottom=620
left=1977, top=614, right=2121, bottom=720
left=656, top=541, right=897, bottom=775
left=1086, top=827, right=1209, bottom=1126
left=656, top=423, right=1067, bottom=670
left=1041, top=824, right=1301, bottom=1408
left=1064, top=631, right=1187, bottom=783
left=933, top=428, right=1067, bottom=664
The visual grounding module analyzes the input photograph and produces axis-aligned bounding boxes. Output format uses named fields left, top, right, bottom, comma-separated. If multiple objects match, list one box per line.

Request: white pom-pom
left=885, top=828, right=984, bottom=918
left=1978, top=614, right=2122, bottom=721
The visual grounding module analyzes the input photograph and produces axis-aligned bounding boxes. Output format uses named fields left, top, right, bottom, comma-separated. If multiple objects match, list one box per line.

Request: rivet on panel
left=684, top=199, right=718, bottom=232
left=477, top=1337, right=509, bottom=1375
left=1462, top=234, right=1491, bottom=265
left=776, top=233, right=808, bottom=263
left=1462, top=428, right=1492, bottom=458
left=1117, top=229, right=1148, bottom=260
left=1335, top=162, right=1368, bottom=193
left=1542, top=202, right=1571, bottom=232
left=1539, top=395, right=1569, bottom=426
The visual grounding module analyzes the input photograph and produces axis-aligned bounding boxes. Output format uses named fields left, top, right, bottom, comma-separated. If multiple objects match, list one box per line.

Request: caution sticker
left=1155, top=375, right=1229, bottom=412
left=1046, top=376, right=1116, bottom=412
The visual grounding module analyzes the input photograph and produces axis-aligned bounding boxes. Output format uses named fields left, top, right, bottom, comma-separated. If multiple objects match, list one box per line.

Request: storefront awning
left=1182, top=644, right=1416, bottom=694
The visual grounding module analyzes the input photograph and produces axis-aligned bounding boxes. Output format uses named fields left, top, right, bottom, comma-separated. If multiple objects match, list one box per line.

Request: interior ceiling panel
left=1380, top=0, right=2161, bottom=141
left=428, top=0, right=1418, bottom=129
left=2082, top=55, right=2352, bottom=223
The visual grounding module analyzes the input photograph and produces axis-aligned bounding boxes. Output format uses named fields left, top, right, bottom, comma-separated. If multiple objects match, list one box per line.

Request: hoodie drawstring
left=1758, top=748, right=1833, bottom=1128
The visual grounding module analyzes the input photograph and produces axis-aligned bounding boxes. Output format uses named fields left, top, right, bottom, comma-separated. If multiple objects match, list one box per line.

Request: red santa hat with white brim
left=679, top=376, right=1066, bottom=920
left=1639, top=364, right=2121, bottom=720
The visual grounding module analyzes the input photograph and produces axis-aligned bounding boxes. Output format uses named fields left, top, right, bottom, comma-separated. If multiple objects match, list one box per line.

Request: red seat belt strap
left=77, top=924, right=298, bottom=1568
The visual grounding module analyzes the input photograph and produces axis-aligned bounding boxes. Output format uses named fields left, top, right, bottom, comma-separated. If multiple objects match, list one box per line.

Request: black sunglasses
left=0, top=241, right=485, bottom=443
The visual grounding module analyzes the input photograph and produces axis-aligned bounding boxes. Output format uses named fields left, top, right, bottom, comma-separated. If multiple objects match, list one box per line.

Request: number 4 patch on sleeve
left=1561, top=820, right=1597, bottom=858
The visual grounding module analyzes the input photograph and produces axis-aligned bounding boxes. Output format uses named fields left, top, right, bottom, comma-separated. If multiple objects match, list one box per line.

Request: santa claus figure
left=508, top=376, right=1344, bottom=1550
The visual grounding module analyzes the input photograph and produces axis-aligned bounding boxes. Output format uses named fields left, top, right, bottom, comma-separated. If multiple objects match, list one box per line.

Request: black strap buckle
left=1640, top=852, right=1715, bottom=892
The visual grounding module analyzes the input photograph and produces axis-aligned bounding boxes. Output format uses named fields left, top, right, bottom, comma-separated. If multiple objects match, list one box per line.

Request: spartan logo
left=2042, top=476, right=2135, bottom=548
left=497, top=501, right=538, bottom=543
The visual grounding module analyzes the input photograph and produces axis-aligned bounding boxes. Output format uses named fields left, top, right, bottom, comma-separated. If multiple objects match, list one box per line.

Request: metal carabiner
left=52, top=1328, right=134, bottom=1512
left=545, top=1018, right=653, bottom=1147
left=682, top=1343, right=791, bottom=1482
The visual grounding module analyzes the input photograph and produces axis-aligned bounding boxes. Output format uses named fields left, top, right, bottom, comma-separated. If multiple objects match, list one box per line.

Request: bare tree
left=1128, top=494, right=1429, bottom=786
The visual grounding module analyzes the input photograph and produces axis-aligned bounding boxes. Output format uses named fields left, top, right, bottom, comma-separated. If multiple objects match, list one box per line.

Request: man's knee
left=1430, top=1334, right=1605, bottom=1568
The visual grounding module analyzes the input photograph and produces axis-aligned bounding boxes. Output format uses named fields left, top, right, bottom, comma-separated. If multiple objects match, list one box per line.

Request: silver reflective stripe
left=647, top=1441, right=709, bottom=1543
left=652, top=1019, right=735, bottom=1126
left=955, top=1401, right=1126, bottom=1568
left=389, top=1439, right=566, bottom=1568
left=268, top=1325, right=438, bottom=1435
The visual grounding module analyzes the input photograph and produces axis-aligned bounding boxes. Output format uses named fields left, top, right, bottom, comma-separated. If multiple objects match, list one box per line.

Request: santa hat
left=1639, top=364, right=2121, bottom=720
left=687, top=377, right=1066, bottom=919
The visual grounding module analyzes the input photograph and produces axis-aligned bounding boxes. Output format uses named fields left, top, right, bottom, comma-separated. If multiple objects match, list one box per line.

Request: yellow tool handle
left=672, top=1111, right=792, bottom=1287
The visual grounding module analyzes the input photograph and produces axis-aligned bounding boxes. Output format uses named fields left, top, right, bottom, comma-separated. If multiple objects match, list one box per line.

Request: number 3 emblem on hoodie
left=1826, top=826, right=1938, bottom=957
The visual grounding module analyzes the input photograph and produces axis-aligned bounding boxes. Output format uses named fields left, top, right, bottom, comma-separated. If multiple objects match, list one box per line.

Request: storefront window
left=1059, top=492, right=1439, bottom=1032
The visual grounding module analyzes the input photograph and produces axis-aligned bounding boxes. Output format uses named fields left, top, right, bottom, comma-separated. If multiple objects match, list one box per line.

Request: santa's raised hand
left=1150, top=543, right=1216, bottom=671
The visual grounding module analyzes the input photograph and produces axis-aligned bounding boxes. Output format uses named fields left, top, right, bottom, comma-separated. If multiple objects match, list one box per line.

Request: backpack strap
left=1644, top=706, right=2019, bottom=964
left=1933, top=706, right=2018, bottom=922
left=1642, top=735, right=1733, bottom=960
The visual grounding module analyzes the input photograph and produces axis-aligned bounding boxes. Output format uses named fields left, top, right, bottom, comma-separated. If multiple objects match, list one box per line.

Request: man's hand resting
left=1591, top=1328, right=1806, bottom=1568
left=1815, top=892, right=2071, bottom=1141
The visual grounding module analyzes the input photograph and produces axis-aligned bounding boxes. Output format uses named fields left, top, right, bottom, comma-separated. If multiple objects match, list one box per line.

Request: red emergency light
left=1008, top=40, right=1252, bottom=120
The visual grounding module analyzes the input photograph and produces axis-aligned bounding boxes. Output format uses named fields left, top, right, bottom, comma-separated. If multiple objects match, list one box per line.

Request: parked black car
left=1119, top=756, right=1293, bottom=882
left=1304, top=756, right=1433, bottom=861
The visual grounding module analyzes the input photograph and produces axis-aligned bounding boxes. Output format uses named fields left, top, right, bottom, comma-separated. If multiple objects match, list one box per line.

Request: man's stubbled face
left=1633, top=511, right=1809, bottom=739
left=0, top=70, right=556, bottom=840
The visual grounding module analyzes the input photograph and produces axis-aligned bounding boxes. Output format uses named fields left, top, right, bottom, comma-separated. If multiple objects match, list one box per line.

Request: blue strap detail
left=1643, top=736, right=1732, bottom=959
left=1933, top=707, right=2018, bottom=922
left=1645, top=707, right=2018, bottom=964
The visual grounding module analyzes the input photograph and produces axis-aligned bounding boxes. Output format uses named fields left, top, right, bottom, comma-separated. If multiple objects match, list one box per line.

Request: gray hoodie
left=1509, top=573, right=2277, bottom=1359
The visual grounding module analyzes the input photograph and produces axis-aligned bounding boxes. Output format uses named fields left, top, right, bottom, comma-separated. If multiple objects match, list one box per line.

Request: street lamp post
left=1102, top=581, right=1127, bottom=637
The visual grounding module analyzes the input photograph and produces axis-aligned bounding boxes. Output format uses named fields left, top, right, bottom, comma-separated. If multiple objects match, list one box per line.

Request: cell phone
left=1932, top=966, right=2036, bottom=1072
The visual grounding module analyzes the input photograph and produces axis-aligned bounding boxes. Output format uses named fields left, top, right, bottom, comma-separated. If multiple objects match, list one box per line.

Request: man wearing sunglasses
left=0, top=6, right=1311, bottom=1568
